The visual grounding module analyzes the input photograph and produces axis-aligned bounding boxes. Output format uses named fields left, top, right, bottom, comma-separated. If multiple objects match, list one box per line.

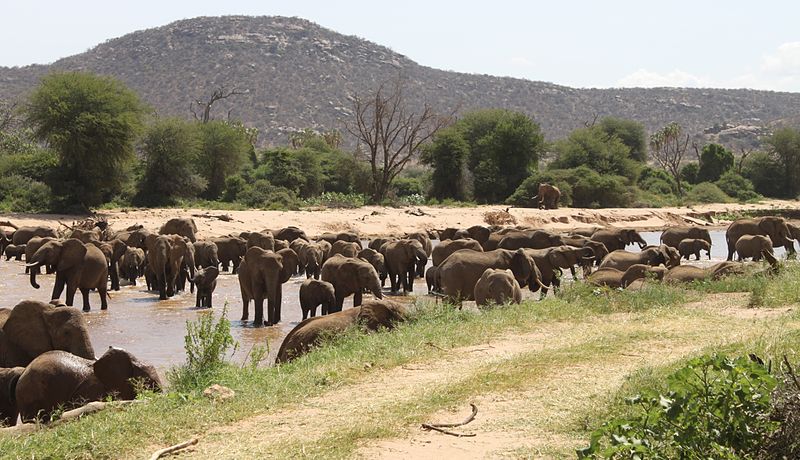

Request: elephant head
left=402, top=239, right=428, bottom=277
left=2, top=300, right=95, bottom=364
left=695, top=239, right=712, bottom=259
left=621, top=230, right=647, bottom=249
left=356, top=260, right=384, bottom=300
left=27, top=239, right=87, bottom=289
left=510, top=249, right=549, bottom=291
left=93, top=347, right=162, bottom=400
left=548, top=246, right=594, bottom=272
left=466, top=225, right=491, bottom=245
left=276, top=248, right=299, bottom=283
left=759, top=217, right=795, bottom=249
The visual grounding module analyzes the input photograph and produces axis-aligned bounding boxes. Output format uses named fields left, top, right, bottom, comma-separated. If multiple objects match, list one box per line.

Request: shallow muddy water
left=0, top=231, right=785, bottom=373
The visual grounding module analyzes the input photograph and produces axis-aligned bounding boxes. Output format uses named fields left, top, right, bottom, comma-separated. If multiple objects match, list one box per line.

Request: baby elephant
left=677, top=238, right=711, bottom=260
left=474, top=268, right=522, bottom=307
left=4, top=244, right=25, bottom=261
left=299, top=279, right=336, bottom=319
left=735, top=235, right=773, bottom=261
left=192, top=266, right=219, bottom=308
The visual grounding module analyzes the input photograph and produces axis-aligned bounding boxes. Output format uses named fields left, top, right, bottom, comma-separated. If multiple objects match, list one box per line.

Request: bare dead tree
left=736, top=147, right=755, bottom=175
left=190, top=86, right=247, bottom=124
left=584, top=113, right=598, bottom=128
left=650, top=122, right=690, bottom=196
left=345, top=77, right=454, bottom=202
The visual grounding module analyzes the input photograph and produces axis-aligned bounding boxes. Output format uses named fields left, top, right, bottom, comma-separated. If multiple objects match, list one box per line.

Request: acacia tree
left=650, top=122, right=690, bottom=196
left=346, top=78, right=452, bottom=202
left=26, top=72, right=146, bottom=208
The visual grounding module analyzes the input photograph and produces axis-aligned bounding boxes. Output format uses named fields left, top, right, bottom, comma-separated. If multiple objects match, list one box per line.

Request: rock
left=203, top=384, right=236, bottom=401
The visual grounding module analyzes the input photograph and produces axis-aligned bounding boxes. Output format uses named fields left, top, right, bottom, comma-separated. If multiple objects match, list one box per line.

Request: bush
left=686, top=182, right=732, bottom=203
left=392, top=176, right=425, bottom=197
left=0, top=148, right=58, bottom=182
left=680, top=162, right=699, bottom=185
left=234, top=179, right=299, bottom=210
left=0, top=174, right=53, bottom=212
left=715, top=171, right=761, bottom=201
left=300, top=192, right=368, bottom=209
left=579, top=354, right=778, bottom=458
left=507, top=167, right=634, bottom=208
left=168, top=306, right=237, bottom=392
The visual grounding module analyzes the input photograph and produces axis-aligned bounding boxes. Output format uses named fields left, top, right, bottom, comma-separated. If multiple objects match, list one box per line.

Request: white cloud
left=615, top=42, right=800, bottom=92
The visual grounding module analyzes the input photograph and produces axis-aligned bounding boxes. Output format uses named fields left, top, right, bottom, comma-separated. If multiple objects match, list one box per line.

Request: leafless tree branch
left=191, top=86, right=247, bottom=124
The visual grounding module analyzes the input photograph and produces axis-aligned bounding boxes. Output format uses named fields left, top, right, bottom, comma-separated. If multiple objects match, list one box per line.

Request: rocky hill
left=1, top=15, right=798, bottom=147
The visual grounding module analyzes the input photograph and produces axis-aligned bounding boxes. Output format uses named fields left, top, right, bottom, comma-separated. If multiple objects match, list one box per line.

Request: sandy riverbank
left=1, top=200, right=799, bottom=238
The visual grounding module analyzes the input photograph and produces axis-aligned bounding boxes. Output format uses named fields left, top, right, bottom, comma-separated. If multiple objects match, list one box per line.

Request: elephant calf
left=299, top=279, right=336, bottom=319
left=474, top=269, right=522, bottom=307
left=677, top=238, right=711, bottom=261
left=735, top=235, right=773, bottom=261
left=192, top=266, right=219, bottom=308
left=4, top=243, right=25, bottom=261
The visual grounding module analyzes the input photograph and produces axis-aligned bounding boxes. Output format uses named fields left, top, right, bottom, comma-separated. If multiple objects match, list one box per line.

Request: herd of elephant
left=0, top=214, right=797, bottom=427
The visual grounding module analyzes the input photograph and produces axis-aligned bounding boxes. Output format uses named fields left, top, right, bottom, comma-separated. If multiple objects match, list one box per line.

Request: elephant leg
left=354, top=290, right=363, bottom=308
left=98, top=282, right=108, bottom=310
left=403, top=267, right=413, bottom=292
left=330, top=293, right=344, bottom=314
left=110, top=263, right=120, bottom=291
left=80, top=287, right=92, bottom=311
left=195, top=290, right=202, bottom=308
left=726, top=241, right=735, bottom=261
left=65, top=283, right=78, bottom=307
left=253, top=297, right=265, bottom=326
left=51, top=274, right=66, bottom=301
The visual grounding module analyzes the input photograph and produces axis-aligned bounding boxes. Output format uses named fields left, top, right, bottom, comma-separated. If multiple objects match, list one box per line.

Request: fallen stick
left=420, top=424, right=476, bottom=437
left=421, top=403, right=479, bottom=437
left=191, top=213, right=236, bottom=222
left=149, top=438, right=198, bottom=460
left=0, top=400, right=142, bottom=434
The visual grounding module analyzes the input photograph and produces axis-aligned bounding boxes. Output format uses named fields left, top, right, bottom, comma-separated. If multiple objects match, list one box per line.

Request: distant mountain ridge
left=1, top=15, right=798, bottom=147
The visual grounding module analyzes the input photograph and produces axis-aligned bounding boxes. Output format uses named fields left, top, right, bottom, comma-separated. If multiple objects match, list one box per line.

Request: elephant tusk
left=536, top=278, right=552, bottom=290
left=581, top=256, right=595, bottom=261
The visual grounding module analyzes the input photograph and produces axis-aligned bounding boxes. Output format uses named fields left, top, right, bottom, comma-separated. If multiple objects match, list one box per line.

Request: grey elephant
left=497, top=230, right=564, bottom=250
left=357, top=248, right=387, bottom=287
left=678, top=238, right=712, bottom=260
left=10, top=347, right=162, bottom=424
left=276, top=299, right=406, bottom=363
left=404, top=232, right=433, bottom=257
left=300, top=242, right=326, bottom=280
left=591, top=228, right=647, bottom=252
left=425, top=265, right=439, bottom=293
left=663, top=260, right=750, bottom=283
left=299, top=279, right=336, bottom=319
left=474, top=269, right=522, bottom=307
left=24, top=236, right=56, bottom=275
left=735, top=235, right=773, bottom=261
left=247, top=231, right=275, bottom=251
left=660, top=226, right=712, bottom=250
left=211, top=236, right=247, bottom=273
left=0, top=300, right=95, bottom=368
left=119, top=247, right=145, bottom=286
left=725, top=216, right=794, bottom=261
left=532, top=183, right=561, bottom=209
left=159, top=217, right=198, bottom=242
left=598, top=245, right=674, bottom=271
left=238, top=247, right=292, bottom=326
left=329, top=240, right=360, bottom=258
left=4, top=244, right=25, bottom=261
left=321, top=254, right=383, bottom=312
left=11, top=226, right=58, bottom=246
left=431, top=238, right=484, bottom=266
left=382, top=239, right=428, bottom=293
left=28, top=239, right=109, bottom=311
left=193, top=240, right=220, bottom=268
left=191, top=266, right=219, bottom=308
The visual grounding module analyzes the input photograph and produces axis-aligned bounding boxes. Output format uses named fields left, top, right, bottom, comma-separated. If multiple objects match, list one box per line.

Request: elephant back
left=159, top=218, right=198, bottom=242
left=3, top=301, right=94, bottom=365
left=276, top=307, right=362, bottom=363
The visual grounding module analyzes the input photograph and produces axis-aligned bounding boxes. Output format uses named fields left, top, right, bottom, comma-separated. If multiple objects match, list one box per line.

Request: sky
left=3, top=0, right=800, bottom=92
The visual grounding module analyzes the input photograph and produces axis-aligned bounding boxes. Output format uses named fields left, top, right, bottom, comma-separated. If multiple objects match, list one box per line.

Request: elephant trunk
left=28, top=263, right=41, bottom=289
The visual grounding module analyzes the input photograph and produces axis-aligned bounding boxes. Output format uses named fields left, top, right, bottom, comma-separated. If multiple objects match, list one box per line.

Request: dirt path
left=179, top=293, right=797, bottom=459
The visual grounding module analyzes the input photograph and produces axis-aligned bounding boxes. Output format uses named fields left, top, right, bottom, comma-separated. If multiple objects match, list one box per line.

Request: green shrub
left=0, top=174, right=53, bottom=212
left=0, top=148, right=58, bottom=182
left=507, top=167, right=634, bottom=208
left=235, top=179, right=299, bottom=210
left=392, top=176, right=425, bottom=196
left=301, top=192, right=368, bottom=208
left=742, top=151, right=787, bottom=198
left=686, top=182, right=732, bottom=203
left=578, top=354, right=778, bottom=459
left=715, top=171, right=761, bottom=201
left=680, top=162, right=699, bottom=185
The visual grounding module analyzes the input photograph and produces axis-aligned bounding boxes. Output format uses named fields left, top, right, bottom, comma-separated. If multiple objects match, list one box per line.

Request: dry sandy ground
left=168, top=293, right=797, bottom=459
left=1, top=200, right=799, bottom=238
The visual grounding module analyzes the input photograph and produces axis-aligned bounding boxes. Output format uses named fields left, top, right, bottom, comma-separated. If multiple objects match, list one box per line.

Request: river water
left=0, top=231, right=784, bottom=373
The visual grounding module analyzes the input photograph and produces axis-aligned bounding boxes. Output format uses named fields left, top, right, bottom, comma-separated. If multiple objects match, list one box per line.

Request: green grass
left=685, top=261, right=800, bottom=307
left=0, top=268, right=796, bottom=459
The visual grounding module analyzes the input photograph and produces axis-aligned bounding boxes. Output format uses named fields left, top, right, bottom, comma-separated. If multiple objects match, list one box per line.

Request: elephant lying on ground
left=587, top=264, right=668, bottom=289
left=474, top=269, right=522, bottom=306
left=663, top=261, right=747, bottom=283
left=275, top=299, right=407, bottom=363
left=0, top=300, right=95, bottom=368
left=7, top=347, right=162, bottom=424
left=598, top=245, right=674, bottom=271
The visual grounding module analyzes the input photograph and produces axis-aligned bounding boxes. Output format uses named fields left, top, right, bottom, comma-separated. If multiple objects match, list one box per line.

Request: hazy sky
left=3, top=1, right=800, bottom=92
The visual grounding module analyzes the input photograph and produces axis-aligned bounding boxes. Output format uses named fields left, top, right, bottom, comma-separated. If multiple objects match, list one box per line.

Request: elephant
left=246, top=231, right=275, bottom=251
left=382, top=239, right=428, bottom=293
left=321, top=254, right=383, bottom=312
left=89, top=238, right=127, bottom=291
left=11, top=226, right=58, bottom=246
left=4, top=244, right=25, bottom=261
left=290, top=238, right=310, bottom=275
left=562, top=235, right=609, bottom=267
left=275, top=299, right=406, bottom=363
left=497, top=230, right=564, bottom=250
left=466, top=225, right=492, bottom=249
left=24, top=236, right=56, bottom=275
left=68, top=228, right=101, bottom=243
left=329, top=240, right=360, bottom=258
left=277, top=248, right=299, bottom=281
left=238, top=247, right=292, bottom=326
left=358, top=248, right=387, bottom=287
left=588, top=264, right=668, bottom=289
left=598, top=245, right=673, bottom=271
left=119, top=247, right=145, bottom=286
left=193, top=240, right=220, bottom=269
left=316, top=240, right=332, bottom=260
left=735, top=235, right=773, bottom=261
left=369, top=237, right=396, bottom=252
left=146, top=235, right=171, bottom=299
left=660, top=226, right=712, bottom=250
left=436, top=249, right=548, bottom=301
left=164, top=235, right=196, bottom=297
left=663, top=261, right=747, bottom=283
left=273, top=226, right=308, bottom=243
left=300, top=242, right=326, bottom=280
left=438, top=228, right=471, bottom=241
left=0, top=367, right=23, bottom=426
left=405, top=232, right=433, bottom=257
left=591, top=228, right=647, bottom=252
left=474, top=269, right=522, bottom=307
left=191, top=266, right=219, bottom=308
left=0, top=300, right=95, bottom=368
left=159, top=217, right=198, bottom=242
left=678, top=238, right=712, bottom=260
left=425, top=265, right=439, bottom=293
left=11, top=347, right=162, bottom=424
left=116, top=227, right=152, bottom=250
left=532, top=183, right=561, bottom=209
left=483, top=230, right=524, bottom=251
left=725, top=216, right=795, bottom=261
left=28, top=239, right=109, bottom=311
left=431, top=238, right=484, bottom=266
left=318, top=232, right=362, bottom=248
left=299, top=279, right=336, bottom=319
left=519, top=245, right=595, bottom=297
left=211, top=236, right=247, bottom=273
left=274, top=239, right=289, bottom=251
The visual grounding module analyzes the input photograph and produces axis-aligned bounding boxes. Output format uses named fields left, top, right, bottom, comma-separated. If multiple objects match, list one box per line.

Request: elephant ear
left=510, top=249, right=533, bottom=289
left=3, top=301, right=52, bottom=360
left=58, top=239, right=87, bottom=272
left=758, top=218, right=778, bottom=236
left=43, top=307, right=95, bottom=360
left=94, top=347, right=136, bottom=400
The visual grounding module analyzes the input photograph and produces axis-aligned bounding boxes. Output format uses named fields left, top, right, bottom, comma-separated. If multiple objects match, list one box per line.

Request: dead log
left=149, top=438, right=198, bottom=460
